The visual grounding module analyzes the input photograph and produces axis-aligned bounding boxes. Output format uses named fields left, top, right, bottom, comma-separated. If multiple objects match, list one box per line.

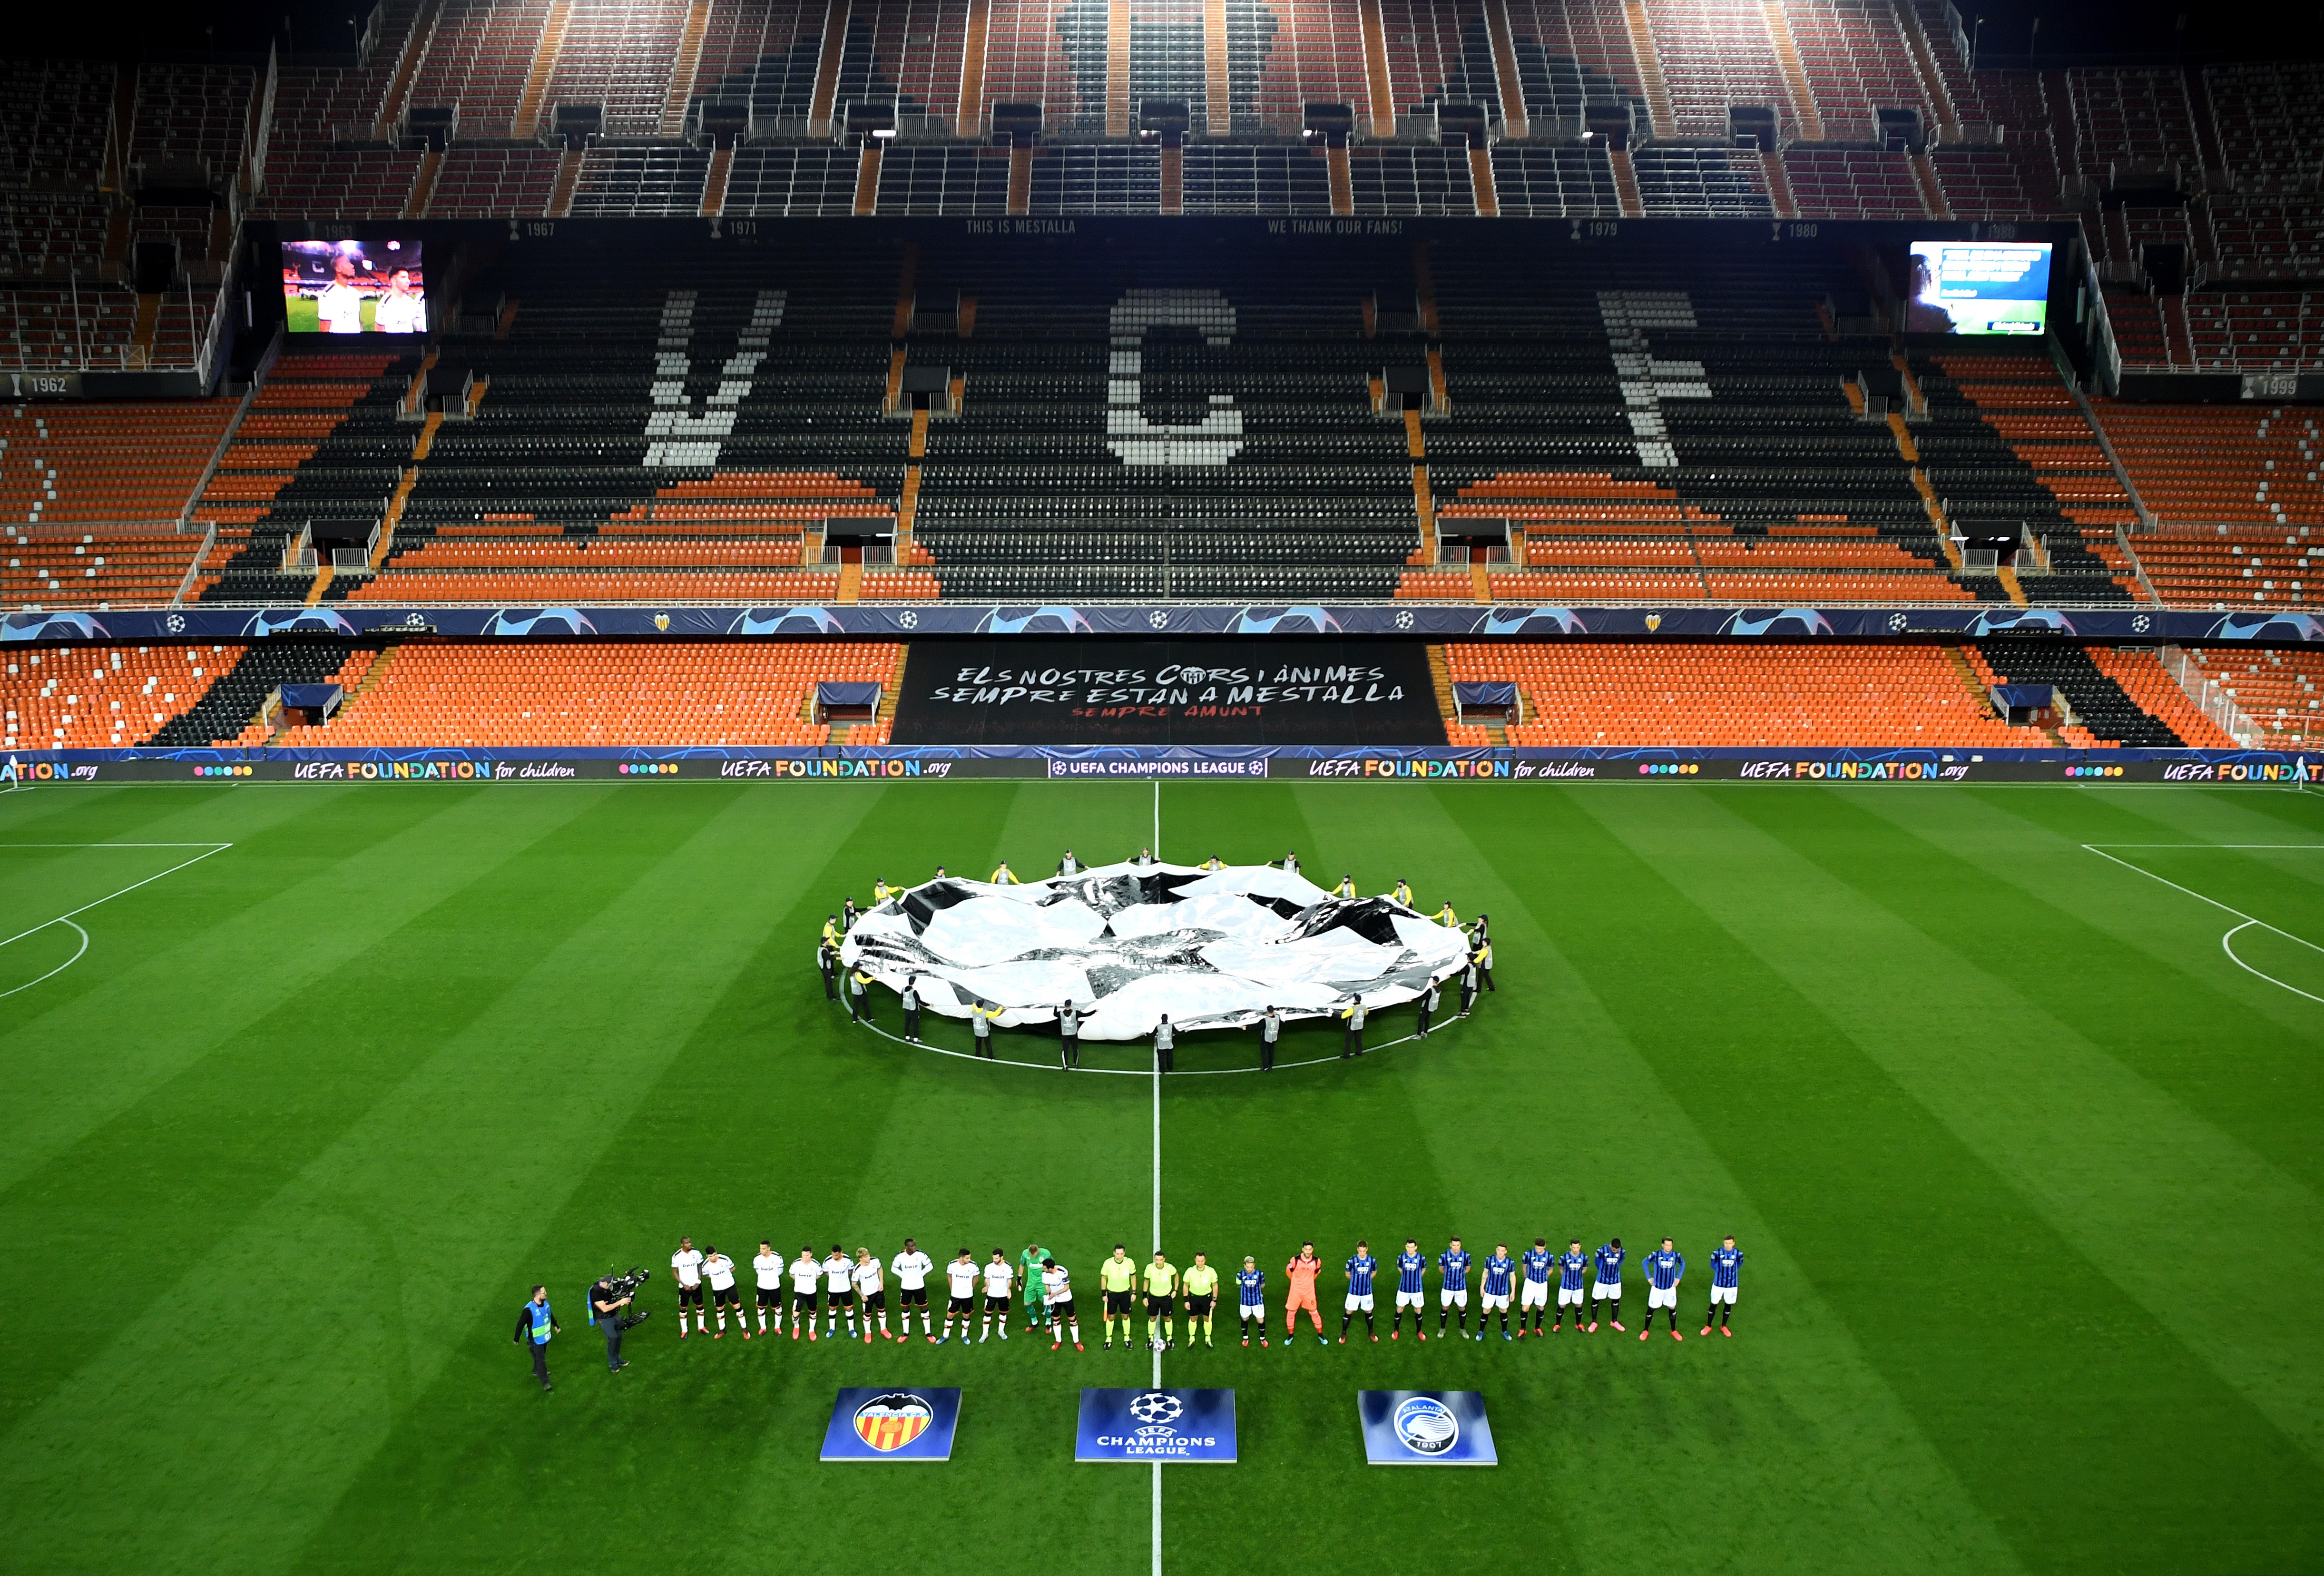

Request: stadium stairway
left=145, top=640, right=375, bottom=747
left=1971, top=639, right=2226, bottom=748
left=1916, top=352, right=2141, bottom=604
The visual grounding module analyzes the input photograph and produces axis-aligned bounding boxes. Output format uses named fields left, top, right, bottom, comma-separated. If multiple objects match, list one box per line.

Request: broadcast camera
left=595, top=1266, right=653, bottom=1331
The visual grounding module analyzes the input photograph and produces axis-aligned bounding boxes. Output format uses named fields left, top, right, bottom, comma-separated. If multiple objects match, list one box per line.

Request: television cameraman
left=592, top=1272, right=634, bottom=1372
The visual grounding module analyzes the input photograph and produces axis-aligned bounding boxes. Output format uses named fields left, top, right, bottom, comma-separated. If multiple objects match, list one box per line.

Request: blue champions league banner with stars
left=1358, top=1390, right=1497, bottom=1466
left=820, top=1388, right=961, bottom=1461
left=1075, top=1389, right=1238, bottom=1463
left=5, top=603, right=2321, bottom=646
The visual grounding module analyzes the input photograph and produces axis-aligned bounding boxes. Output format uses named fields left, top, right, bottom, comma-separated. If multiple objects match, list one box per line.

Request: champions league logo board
left=820, top=1388, right=962, bottom=1461
left=1076, top=1389, right=1238, bottom=1462
left=1357, top=1390, right=1497, bottom=1466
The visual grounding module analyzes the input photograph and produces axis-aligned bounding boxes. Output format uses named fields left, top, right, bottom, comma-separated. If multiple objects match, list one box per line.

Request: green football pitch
left=2, top=778, right=2320, bottom=1574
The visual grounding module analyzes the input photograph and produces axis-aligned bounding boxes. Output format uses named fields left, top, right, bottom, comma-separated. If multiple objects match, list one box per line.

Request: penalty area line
left=0, top=842, right=235, bottom=991
left=2079, top=843, right=2324, bottom=1006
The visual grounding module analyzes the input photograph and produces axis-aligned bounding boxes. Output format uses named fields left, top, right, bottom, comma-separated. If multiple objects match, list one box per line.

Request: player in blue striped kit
left=1436, top=1238, right=1472, bottom=1340
left=1236, top=1257, right=1268, bottom=1348
left=1341, top=1241, right=1380, bottom=1343
left=1390, top=1239, right=1429, bottom=1341
left=1641, top=1237, right=1687, bottom=1341
left=1518, top=1238, right=1554, bottom=1336
left=1479, top=1244, right=1517, bottom=1341
left=1702, top=1236, right=1742, bottom=1337
left=1554, top=1239, right=1590, bottom=1332
left=1587, top=1237, right=1625, bottom=1333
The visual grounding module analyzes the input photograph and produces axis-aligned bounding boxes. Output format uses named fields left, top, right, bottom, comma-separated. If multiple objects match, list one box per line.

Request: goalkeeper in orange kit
left=1284, top=1242, right=1326, bottom=1345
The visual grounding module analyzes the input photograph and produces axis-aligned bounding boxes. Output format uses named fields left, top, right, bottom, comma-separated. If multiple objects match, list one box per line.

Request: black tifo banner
left=891, top=640, right=1446, bottom=746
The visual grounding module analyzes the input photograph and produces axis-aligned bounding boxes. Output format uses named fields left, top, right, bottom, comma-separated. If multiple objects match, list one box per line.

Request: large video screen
left=281, top=239, right=425, bottom=335
left=1906, top=240, right=2051, bottom=335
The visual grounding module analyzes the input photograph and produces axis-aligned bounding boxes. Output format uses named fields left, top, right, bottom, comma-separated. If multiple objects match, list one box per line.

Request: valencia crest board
left=820, top=1388, right=962, bottom=1461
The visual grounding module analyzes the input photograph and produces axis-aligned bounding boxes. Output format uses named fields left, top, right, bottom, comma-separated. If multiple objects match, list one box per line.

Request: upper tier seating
left=1783, top=149, right=1927, bottom=219
left=1783, top=0, right=1932, bottom=141
left=130, top=64, right=257, bottom=177
left=275, top=640, right=901, bottom=746
left=426, top=147, right=563, bottom=217
left=191, top=352, right=418, bottom=604
left=1633, top=148, right=1771, bottom=217
left=188, top=224, right=2222, bottom=610
left=0, top=401, right=230, bottom=609
left=2064, top=67, right=2202, bottom=182
left=2088, top=402, right=2320, bottom=531
left=683, top=0, right=822, bottom=134
left=0, top=60, right=114, bottom=194
left=2182, top=293, right=2320, bottom=373
left=1931, top=149, right=2049, bottom=220
left=1500, top=0, right=1649, bottom=132
left=255, top=150, right=426, bottom=220
left=1920, top=354, right=2140, bottom=601
left=2203, top=202, right=2324, bottom=285
left=539, top=0, right=695, bottom=138
left=2200, top=62, right=2324, bottom=196
left=1, top=641, right=228, bottom=750
left=1641, top=0, right=1797, bottom=142
left=407, top=0, right=557, bottom=139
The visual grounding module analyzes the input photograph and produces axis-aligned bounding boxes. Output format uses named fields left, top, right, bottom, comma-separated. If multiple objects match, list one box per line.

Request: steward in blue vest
left=513, top=1286, right=559, bottom=1391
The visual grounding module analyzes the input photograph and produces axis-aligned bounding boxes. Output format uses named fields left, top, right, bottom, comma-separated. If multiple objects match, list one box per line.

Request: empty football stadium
left=2, top=0, right=2320, bottom=1569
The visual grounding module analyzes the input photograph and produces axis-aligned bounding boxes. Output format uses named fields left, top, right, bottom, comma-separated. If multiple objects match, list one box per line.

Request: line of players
left=659, top=1232, right=1745, bottom=1348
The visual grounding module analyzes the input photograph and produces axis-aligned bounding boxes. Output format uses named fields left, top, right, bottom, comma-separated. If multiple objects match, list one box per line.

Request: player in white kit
left=980, top=1251, right=1015, bottom=1342
left=939, top=1249, right=980, bottom=1344
left=788, top=1245, right=822, bottom=1341
left=853, top=1249, right=890, bottom=1341
left=701, top=1246, right=745, bottom=1339
left=671, top=1237, right=706, bottom=1339
left=752, top=1240, right=785, bottom=1336
left=891, top=1237, right=936, bottom=1340
left=821, top=1244, right=857, bottom=1339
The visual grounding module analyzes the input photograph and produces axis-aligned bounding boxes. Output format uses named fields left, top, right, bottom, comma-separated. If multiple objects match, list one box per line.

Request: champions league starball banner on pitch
left=819, top=1388, right=962, bottom=1461
left=1076, top=1389, right=1238, bottom=1462
left=1358, top=1390, right=1498, bottom=1466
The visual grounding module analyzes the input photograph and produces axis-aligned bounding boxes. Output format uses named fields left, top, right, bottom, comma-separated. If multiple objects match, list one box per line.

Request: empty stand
left=0, top=401, right=230, bottom=608
left=1920, top=353, right=2139, bottom=602
left=540, top=0, right=695, bottom=137
left=193, top=353, right=417, bottom=605
left=2, top=641, right=230, bottom=750
left=2191, top=645, right=2324, bottom=749
left=144, top=638, right=361, bottom=746
left=2180, top=292, right=2320, bottom=373
left=1641, top=0, right=1795, bottom=143
left=1632, top=147, right=1770, bottom=217
left=2202, top=63, right=2324, bottom=195
left=2065, top=67, right=2202, bottom=182
left=1783, top=148, right=1926, bottom=219
left=2088, top=401, right=2320, bottom=535
left=426, top=147, right=563, bottom=217
left=1447, top=640, right=2043, bottom=747
left=275, top=640, right=900, bottom=745
left=1971, top=638, right=2202, bottom=748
